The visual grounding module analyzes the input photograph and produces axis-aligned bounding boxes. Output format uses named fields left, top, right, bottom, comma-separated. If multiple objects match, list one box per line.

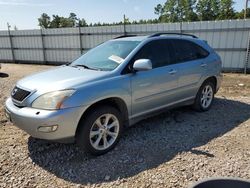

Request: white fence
left=0, top=19, right=250, bottom=72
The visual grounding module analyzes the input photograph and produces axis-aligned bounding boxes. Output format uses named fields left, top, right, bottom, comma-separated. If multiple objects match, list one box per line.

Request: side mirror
left=133, top=59, right=152, bottom=72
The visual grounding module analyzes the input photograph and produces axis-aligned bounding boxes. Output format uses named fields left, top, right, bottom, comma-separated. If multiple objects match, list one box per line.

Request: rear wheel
left=76, top=106, right=123, bottom=155
left=193, top=81, right=215, bottom=112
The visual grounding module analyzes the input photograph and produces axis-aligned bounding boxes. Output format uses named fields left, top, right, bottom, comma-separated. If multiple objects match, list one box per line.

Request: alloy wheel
left=89, top=114, right=119, bottom=150
left=200, top=85, right=213, bottom=108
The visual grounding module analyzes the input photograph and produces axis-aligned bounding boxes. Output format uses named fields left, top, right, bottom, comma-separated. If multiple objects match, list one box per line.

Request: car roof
left=113, top=36, right=148, bottom=42
left=113, top=33, right=211, bottom=53
left=114, top=33, right=200, bottom=42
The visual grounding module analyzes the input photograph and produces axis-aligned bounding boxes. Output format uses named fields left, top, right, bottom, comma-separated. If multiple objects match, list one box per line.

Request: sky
left=0, top=0, right=246, bottom=30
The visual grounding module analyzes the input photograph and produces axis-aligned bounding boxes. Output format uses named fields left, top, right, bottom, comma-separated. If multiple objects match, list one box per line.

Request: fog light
left=38, top=125, right=58, bottom=133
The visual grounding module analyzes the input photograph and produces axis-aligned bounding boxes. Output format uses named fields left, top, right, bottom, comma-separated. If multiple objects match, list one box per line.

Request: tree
left=179, top=0, right=198, bottom=22
left=38, top=12, right=90, bottom=28
left=218, top=0, right=235, bottom=20
left=60, top=17, right=73, bottom=27
left=49, top=15, right=61, bottom=28
left=69, top=12, right=78, bottom=27
left=154, top=4, right=163, bottom=15
left=161, top=0, right=179, bottom=22
left=196, top=0, right=235, bottom=21
left=78, top=18, right=88, bottom=27
left=154, top=0, right=197, bottom=23
left=196, top=0, right=220, bottom=21
left=49, top=14, right=73, bottom=28
left=38, top=13, right=51, bottom=28
left=235, top=8, right=250, bottom=19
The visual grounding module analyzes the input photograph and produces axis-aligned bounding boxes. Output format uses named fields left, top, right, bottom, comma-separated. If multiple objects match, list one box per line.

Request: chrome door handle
left=169, top=69, right=177, bottom=75
left=201, top=63, right=207, bottom=67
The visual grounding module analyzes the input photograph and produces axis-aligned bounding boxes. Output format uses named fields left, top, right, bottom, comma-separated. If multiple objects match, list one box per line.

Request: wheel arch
left=203, top=76, right=217, bottom=91
left=75, top=97, right=129, bottom=136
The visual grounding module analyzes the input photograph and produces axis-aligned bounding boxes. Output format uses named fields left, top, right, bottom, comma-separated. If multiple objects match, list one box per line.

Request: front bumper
left=5, top=98, right=86, bottom=143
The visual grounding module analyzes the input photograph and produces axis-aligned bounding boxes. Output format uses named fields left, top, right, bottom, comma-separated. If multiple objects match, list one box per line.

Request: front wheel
left=193, top=81, right=215, bottom=112
left=76, top=106, right=123, bottom=155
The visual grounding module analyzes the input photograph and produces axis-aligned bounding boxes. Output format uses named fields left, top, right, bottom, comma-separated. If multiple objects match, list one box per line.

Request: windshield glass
left=70, top=40, right=141, bottom=71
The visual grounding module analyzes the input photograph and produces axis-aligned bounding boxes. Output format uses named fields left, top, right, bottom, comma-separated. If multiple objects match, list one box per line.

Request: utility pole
left=7, top=22, right=15, bottom=63
left=245, top=0, right=250, bottom=19
left=177, top=0, right=183, bottom=33
left=123, top=14, right=127, bottom=36
left=78, top=19, right=83, bottom=54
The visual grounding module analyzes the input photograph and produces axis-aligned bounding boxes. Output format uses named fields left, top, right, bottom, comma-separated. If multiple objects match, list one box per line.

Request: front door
left=130, top=39, right=179, bottom=117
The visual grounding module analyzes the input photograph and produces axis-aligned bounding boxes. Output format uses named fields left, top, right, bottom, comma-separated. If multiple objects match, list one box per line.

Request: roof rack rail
left=114, top=35, right=137, bottom=39
left=149, top=32, right=198, bottom=38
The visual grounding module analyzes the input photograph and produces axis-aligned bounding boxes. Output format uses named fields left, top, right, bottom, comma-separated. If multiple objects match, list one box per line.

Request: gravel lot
left=0, top=63, right=250, bottom=188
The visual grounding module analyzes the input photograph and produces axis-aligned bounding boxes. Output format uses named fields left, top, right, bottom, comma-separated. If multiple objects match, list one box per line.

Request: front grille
left=11, top=86, right=31, bottom=102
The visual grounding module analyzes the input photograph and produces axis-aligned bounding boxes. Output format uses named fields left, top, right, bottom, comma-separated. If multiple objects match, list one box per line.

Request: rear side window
left=171, top=39, right=209, bottom=63
left=133, top=40, right=174, bottom=68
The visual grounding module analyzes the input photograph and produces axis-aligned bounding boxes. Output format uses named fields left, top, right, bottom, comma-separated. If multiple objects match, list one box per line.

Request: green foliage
left=235, top=8, right=250, bottom=19
left=49, top=15, right=61, bottom=28
left=160, top=0, right=179, bottom=22
left=196, top=0, right=220, bottom=21
left=38, top=13, right=51, bottom=29
left=156, top=0, right=197, bottom=22
left=179, top=0, right=198, bottom=21
left=38, top=12, right=85, bottom=28
left=37, top=1, right=249, bottom=29
left=79, top=18, right=88, bottom=27
left=155, top=0, right=240, bottom=22
left=218, top=0, right=235, bottom=19
left=154, top=4, right=163, bottom=15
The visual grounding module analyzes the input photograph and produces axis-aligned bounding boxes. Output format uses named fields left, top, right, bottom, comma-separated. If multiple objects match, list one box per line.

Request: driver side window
left=133, top=40, right=173, bottom=69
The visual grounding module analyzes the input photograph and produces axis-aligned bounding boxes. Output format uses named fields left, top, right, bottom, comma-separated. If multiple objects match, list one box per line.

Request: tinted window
left=195, top=43, right=209, bottom=58
left=172, top=39, right=209, bottom=63
left=133, top=40, right=173, bottom=68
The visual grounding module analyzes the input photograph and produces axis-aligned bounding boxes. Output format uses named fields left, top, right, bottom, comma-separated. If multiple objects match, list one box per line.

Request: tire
left=76, top=106, right=123, bottom=155
left=192, top=80, right=215, bottom=112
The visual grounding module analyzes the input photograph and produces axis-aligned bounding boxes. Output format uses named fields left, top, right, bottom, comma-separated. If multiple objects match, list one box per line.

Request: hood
left=17, top=65, right=110, bottom=92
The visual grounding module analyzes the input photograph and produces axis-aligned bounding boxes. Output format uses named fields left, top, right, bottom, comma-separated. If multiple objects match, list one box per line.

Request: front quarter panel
left=62, top=75, right=132, bottom=115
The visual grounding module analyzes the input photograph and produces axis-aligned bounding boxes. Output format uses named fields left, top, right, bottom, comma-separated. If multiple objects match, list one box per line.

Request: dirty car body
left=5, top=33, right=222, bottom=155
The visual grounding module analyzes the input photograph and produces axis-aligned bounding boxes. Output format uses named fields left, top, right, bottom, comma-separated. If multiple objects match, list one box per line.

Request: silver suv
left=5, top=33, right=222, bottom=155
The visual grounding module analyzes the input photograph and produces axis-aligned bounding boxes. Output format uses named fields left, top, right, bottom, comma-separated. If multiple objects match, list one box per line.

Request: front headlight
left=32, top=90, right=75, bottom=110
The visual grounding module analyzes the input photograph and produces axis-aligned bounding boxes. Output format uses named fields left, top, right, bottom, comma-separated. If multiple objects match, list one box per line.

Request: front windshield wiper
left=71, top=64, right=100, bottom=71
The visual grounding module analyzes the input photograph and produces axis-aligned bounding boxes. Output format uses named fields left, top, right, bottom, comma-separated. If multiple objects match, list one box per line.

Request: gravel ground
left=0, top=63, right=250, bottom=188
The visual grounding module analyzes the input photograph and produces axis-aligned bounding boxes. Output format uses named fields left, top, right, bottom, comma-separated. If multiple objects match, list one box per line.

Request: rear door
left=171, top=39, right=209, bottom=99
left=130, top=39, right=180, bottom=117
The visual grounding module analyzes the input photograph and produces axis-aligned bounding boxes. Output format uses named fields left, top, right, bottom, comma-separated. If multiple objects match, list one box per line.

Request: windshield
left=70, top=40, right=141, bottom=71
